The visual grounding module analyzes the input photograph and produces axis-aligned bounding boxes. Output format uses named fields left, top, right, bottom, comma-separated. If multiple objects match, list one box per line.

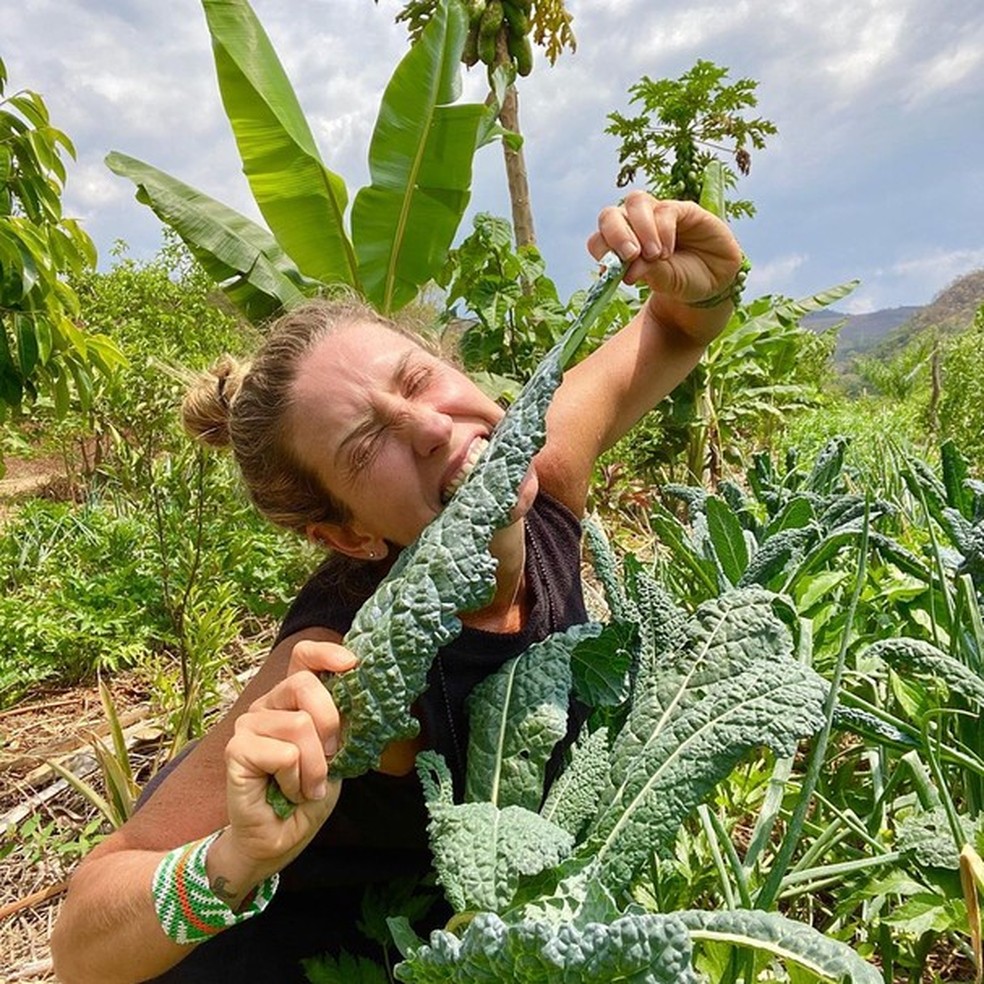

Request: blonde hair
left=183, top=296, right=422, bottom=534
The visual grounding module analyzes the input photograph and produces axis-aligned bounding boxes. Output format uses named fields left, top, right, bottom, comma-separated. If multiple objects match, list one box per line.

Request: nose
left=408, top=404, right=453, bottom=457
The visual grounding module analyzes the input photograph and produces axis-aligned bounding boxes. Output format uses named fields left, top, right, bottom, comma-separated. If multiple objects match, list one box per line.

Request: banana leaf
left=104, top=152, right=312, bottom=322
left=202, top=0, right=357, bottom=287
left=352, top=0, right=490, bottom=313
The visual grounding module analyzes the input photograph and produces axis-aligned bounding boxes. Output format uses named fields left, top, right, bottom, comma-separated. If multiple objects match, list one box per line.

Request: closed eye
left=347, top=429, right=383, bottom=476
left=402, top=363, right=435, bottom=397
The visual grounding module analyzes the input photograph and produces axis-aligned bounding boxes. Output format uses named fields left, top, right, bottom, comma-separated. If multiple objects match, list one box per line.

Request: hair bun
left=182, top=355, right=246, bottom=448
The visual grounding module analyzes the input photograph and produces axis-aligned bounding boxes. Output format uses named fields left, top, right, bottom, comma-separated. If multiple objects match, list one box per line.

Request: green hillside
left=804, top=267, right=984, bottom=366
left=870, top=266, right=984, bottom=358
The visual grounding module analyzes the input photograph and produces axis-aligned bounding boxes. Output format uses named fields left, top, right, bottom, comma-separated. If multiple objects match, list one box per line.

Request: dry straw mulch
left=0, top=677, right=161, bottom=982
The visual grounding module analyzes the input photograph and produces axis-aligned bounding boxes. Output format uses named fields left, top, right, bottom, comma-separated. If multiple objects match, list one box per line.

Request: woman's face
left=289, top=321, right=538, bottom=552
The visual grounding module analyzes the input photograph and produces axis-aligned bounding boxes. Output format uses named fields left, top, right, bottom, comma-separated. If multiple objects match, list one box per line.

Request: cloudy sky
left=5, top=0, right=983, bottom=313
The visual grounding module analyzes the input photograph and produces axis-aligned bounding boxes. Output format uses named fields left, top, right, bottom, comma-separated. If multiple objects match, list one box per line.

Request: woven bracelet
left=151, top=830, right=279, bottom=945
left=686, top=255, right=751, bottom=309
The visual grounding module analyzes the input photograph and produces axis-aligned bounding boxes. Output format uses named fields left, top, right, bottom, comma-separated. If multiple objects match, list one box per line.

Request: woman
left=50, top=193, right=742, bottom=982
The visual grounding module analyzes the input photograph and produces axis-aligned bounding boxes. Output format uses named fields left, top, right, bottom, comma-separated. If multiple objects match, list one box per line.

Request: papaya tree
left=606, top=60, right=777, bottom=220
left=0, top=57, right=121, bottom=434
left=383, top=0, right=576, bottom=247
left=107, top=0, right=502, bottom=321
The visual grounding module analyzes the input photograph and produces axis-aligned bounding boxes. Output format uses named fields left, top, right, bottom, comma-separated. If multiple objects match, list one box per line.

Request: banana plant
left=107, top=0, right=501, bottom=320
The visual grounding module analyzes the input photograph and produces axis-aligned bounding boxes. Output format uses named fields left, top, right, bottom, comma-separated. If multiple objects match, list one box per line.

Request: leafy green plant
left=46, top=677, right=144, bottom=829
left=4, top=812, right=107, bottom=869
left=0, top=452, right=313, bottom=708
left=0, top=57, right=122, bottom=429
left=384, top=583, right=880, bottom=981
left=437, top=211, right=636, bottom=389
left=939, top=305, right=984, bottom=467
left=107, top=0, right=501, bottom=319
left=612, top=435, right=984, bottom=971
left=628, top=284, right=852, bottom=488
left=641, top=436, right=917, bottom=615
left=780, top=396, right=930, bottom=499
left=387, top=0, right=576, bottom=247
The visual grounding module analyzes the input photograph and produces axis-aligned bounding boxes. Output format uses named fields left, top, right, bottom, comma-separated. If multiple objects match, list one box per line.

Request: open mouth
left=440, top=436, right=489, bottom=504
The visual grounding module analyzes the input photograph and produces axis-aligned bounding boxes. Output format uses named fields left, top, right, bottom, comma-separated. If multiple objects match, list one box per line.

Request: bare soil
left=0, top=454, right=77, bottom=526
left=0, top=676, right=157, bottom=982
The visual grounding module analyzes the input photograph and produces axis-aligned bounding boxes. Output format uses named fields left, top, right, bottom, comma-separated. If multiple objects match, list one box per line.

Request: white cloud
left=815, top=1, right=908, bottom=95
left=66, top=161, right=127, bottom=212
left=746, top=253, right=809, bottom=297
left=841, top=293, right=880, bottom=315
left=905, top=40, right=984, bottom=103
left=889, top=247, right=984, bottom=292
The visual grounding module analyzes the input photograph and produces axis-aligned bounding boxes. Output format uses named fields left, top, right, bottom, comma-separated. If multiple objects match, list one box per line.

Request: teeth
left=441, top=437, right=489, bottom=504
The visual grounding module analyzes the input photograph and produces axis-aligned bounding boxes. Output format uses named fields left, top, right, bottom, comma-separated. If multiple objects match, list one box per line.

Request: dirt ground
left=0, top=676, right=157, bottom=982
left=0, top=454, right=77, bottom=520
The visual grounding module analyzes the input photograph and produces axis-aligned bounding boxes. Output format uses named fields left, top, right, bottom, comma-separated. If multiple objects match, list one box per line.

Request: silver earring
left=368, top=550, right=376, bottom=559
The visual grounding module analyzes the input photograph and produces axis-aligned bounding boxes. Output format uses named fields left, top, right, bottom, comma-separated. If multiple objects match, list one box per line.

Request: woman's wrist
left=643, top=288, right=733, bottom=348
left=685, top=254, right=750, bottom=310
left=151, top=830, right=279, bottom=944
left=204, top=827, right=280, bottom=910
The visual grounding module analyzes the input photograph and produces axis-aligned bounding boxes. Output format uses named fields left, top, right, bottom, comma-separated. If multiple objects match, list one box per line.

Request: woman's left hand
left=587, top=190, right=742, bottom=306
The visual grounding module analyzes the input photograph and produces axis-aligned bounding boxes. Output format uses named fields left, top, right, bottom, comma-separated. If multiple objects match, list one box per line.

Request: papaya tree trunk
left=498, top=83, right=536, bottom=247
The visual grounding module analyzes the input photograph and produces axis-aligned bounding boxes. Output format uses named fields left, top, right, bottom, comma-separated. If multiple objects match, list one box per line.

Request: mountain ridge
left=802, top=267, right=984, bottom=363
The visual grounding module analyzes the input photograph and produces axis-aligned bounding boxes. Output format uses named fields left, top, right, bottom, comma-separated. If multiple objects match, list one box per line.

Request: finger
left=288, top=639, right=358, bottom=676
left=227, top=731, right=305, bottom=806
left=650, top=200, right=679, bottom=261
left=592, top=204, right=641, bottom=263
left=232, top=708, right=329, bottom=802
left=622, top=190, right=664, bottom=260
left=250, top=671, right=343, bottom=757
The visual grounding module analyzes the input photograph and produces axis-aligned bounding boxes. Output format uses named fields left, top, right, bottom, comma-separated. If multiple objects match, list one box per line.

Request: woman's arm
left=538, top=193, right=742, bottom=512
left=50, top=630, right=355, bottom=984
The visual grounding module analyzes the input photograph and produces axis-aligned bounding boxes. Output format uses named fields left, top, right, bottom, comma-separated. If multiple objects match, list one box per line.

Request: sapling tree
left=0, top=57, right=121, bottom=435
left=606, top=59, right=777, bottom=221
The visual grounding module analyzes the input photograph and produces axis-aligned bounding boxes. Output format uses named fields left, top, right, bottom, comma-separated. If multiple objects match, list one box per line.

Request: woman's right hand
left=220, top=639, right=357, bottom=874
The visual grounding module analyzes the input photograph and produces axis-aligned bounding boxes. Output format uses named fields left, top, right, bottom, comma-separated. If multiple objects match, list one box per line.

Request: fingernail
left=620, top=240, right=640, bottom=259
left=313, top=781, right=328, bottom=800
left=324, top=736, right=338, bottom=757
left=642, top=241, right=660, bottom=260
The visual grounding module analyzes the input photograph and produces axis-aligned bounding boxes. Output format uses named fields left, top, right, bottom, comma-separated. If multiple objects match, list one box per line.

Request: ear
left=306, top=522, right=388, bottom=561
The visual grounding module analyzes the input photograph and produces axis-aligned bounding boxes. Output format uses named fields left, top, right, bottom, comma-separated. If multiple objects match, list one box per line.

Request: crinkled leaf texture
left=465, top=622, right=602, bottom=809
left=318, top=256, right=625, bottom=781
left=581, top=589, right=828, bottom=889
left=540, top=727, right=611, bottom=840
left=866, top=637, right=984, bottom=706
left=896, top=806, right=984, bottom=869
left=678, top=909, right=882, bottom=984
left=392, top=910, right=700, bottom=984
left=418, top=751, right=574, bottom=913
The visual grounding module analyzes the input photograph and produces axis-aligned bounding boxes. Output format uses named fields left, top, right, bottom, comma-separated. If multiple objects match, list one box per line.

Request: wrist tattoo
left=210, top=875, right=239, bottom=904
